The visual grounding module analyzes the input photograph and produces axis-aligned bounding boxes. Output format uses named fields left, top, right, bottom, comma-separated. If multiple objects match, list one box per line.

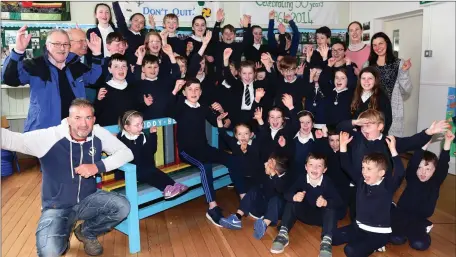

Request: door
left=383, top=15, right=423, bottom=136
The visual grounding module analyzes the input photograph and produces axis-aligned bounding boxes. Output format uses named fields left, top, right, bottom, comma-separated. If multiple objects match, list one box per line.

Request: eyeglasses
left=49, top=42, right=71, bottom=49
left=282, top=68, right=295, bottom=74
left=332, top=48, right=344, bottom=53
left=147, top=40, right=161, bottom=44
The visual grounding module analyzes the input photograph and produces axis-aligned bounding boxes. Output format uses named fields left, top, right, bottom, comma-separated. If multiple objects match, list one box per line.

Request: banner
left=446, top=87, right=456, bottom=158
left=240, top=2, right=339, bottom=27
left=118, top=1, right=219, bottom=25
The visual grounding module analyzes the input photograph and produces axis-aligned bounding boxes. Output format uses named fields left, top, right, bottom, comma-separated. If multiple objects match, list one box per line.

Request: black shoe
left=206, top=206, right=224, bottom=227
left=74, top=224, right=103, bottom=256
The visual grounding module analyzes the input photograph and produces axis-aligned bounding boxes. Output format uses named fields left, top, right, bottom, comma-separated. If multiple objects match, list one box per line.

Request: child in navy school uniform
left=335, top=133, right=404, bottom=257
left=390, top=130, right=454, bottom=251
left=267, top=12, right=300, bottom=58
left=289, top=110, right=316, bottom=173
left=133, top=43, right=180, bottom=120
left=270, top=153, right=344, bottom=256
left=305, top=26, right=332, bottom=68
left=117, top=110, right=188, bottom=199
left=319, top=41, right=357, bottom=89
left=219, top=150, right=292, bottom=239
left=244, top=25, right=269, bottom=63
left=167, top=78, right=247, bottom=227
left=161, top=14, right=186, bottom=57
left=303, top=66, right=328, bottom=129
left=337, top=109, right=450, bottom=221
left=94, top=54, right=136, bottom=126
left=323, top=68, right=355, bottom=127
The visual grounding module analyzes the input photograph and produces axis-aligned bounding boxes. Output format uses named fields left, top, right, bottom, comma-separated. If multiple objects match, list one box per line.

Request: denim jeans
left=36, top=190, right=130, bottom=257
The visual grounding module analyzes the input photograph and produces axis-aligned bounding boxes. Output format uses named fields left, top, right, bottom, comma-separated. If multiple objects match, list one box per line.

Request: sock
left=322, top=235, right=332, bottom=243
left=235, top=213, right=242, bottom=220
left=279, top=226, right=288, bottom=235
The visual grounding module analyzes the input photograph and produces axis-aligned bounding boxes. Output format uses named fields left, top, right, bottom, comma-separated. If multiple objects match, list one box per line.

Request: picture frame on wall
left=363, top=21, right=370, bottom=31
left=1, top=2, right=71, bottom=21
left=363, top=32, right=370, bottom=42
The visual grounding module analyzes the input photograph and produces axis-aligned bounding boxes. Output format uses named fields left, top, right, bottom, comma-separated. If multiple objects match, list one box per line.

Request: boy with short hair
left=390, top=130, right=454, bottom=251
left=244, top=25, right=269, bottom=63
left=162, top=14, right=186, bottom=56
left=336, top=133, right=404, bottom=257
left=270, top=153, right=344, bottom=256
left=306, top=26, right=332, bottom=68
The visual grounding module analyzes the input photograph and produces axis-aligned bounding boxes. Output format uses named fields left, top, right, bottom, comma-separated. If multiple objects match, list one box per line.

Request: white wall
left=350, top=2, right=456, bottom=173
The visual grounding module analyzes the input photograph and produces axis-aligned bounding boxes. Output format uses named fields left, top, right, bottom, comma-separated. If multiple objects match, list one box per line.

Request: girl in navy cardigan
left=86, top=3, right=117, bottom=66
left=117, top=110, right=188, bottom=199
left=323, top=68, right=355, bottom=127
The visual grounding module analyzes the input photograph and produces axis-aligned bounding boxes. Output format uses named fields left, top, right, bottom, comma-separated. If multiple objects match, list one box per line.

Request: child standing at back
left=117, top=110, right=188, bottom=199
left=390, top=130, right=454, bottom=251
left=160, top=14, right=186, bottom=57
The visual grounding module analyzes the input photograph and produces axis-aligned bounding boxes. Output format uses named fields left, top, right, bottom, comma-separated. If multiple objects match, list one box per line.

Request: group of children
left=84, top=3, right=453, bottom=256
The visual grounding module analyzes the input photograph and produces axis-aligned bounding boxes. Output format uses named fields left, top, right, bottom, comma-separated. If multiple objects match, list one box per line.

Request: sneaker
left=376, top=246, right=386, bottom=252
left=270, top=230, right=289, bottom=254
left=248, top=212, right=264, bottom=220
left=319, top=235, right=332, bottom=257
left=206, top=206, right=224, bottom=227
left=175, top=183, right=189, bottom=195
left=254, top=219, right=268, bottom=240
left=220, top=214, right=242, bottom=230
left=163, top=185, right=180, bottom=200
left=74, top=224, right=103, bottom=256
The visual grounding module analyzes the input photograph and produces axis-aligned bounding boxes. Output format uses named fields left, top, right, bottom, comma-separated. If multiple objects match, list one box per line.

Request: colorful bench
left=100, top=118, right=231, bottom=254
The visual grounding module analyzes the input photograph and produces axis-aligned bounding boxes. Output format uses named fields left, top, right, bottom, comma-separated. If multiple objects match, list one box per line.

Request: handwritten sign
left=240, top=2, right=340, bottom=26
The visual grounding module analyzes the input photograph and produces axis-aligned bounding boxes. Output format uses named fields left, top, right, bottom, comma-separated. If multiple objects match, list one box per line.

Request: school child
left=222, top=48, right=269, bottom=126
left=161, top=14, right=186, bottom=57
left=111, top=1, right=154, bottom=66
left=167, top=78, right=247, bottom=227
left=303, top=67, right=328, bottom=129
left=117, top=110, right=188, bottom=199
left=319, top=41, right=357, bottom=89
left=267, top=11, right=300, bottom=58
left=306, top=26, right=332, bottom=68
left=323, top=68, right=355, bottom=127
left=313, top=125, right=352, bottom=219
left=143, top=31, right=176, bottom=77
left=335, top=133, right=404, bottom=257
left=185, top=15, right=214, bottom=63
left=390, top=130, right=454, bottom=251
left=86, top=3, right=117, bottom=66
left=175, top=56, right=187, bottom=79
left=219, top=150, right=292, bottom=240
left=244, top=25, right=269, bottom=63
left=132, top=43, right=180, bottom=120
left=211, top=9, right=252, bottom=74
left=336, top=109, right=450, bottom=221
left=350, top=66, right=392, bottom=134
left=270, top=153, right=344, bottom=256
left=289, top=110, right=316, bottom=173
left=94, top=54, right=136, bottom=126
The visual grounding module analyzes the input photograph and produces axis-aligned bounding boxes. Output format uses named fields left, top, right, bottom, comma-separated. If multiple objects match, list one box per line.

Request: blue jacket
left=1, top=119, right=133, bottom=209
left=1, top=50, right=102, bottom=132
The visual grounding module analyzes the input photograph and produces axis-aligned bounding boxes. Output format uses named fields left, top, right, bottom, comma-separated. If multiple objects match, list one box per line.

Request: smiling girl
left=345, top=21, right=370, bottom=76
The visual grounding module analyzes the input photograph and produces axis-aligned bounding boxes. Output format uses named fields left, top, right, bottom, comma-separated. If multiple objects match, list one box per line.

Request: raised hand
left=425, top=120, right=450, bottom=135
left=385, top=135, right=398, bottom=156
left=216, top=8, right=225, bottom=22
left=352, top=118, right=370, bottom=127
left=320, top=44, right=329, bottom=60
left=15, top=25, right=32, bottom=52
left=444, top=130, right=455, bottom=150
left=144, top=94, right=153, bottom=106
left=339, top=132, right=353, bottom=147
left=172, top=79, right=186, bottom=95
left=211, top=102, right=224, bottom=113
left=282, top=93, right=294, bottom=110
left=148, top=14, right=156, bottom=29
left=401, top=58, right=412, bottom=71
left=306, top=45, right=314, bottom=62
left=316, top=195, right=327, bottom=207
left=278, top=135, right=286, bottom=147
left=315, top=130, right=323, bottom=139
left=216, top=112, right=229, bottom=128
left=87, top=32, right=102, bottom=56
left=150, top=126, right=158, bottom=133
left=162, top=44, right=174, bottom=56
left=309, top=68, right=317, bottom=82
left=97, top=88, right=108, bottom=101
left=223, top=48, right=233, bottom=60
left=278, top=23, right=286, bottom=34
left=255, top=88, right=265, bottom=102
left=186, top=41, right=194, bottom=54
left=135, top=45, right=146, bottom=58
left=253, top=107, right=263, bottom=121
left=285, top=13, right=292, bottom=22
left=296, top=62, right=305, bottom=76
left=327, top=57, right=337, bottom=67
left=160, top=30, right=169, bottom=40
left=202, top=30, right=212, bottom=45
left=269, top=10, right=275, bottom=20
left=293, top=191, right=305, bottom=202
left=241, top=14, right=250, bottom=28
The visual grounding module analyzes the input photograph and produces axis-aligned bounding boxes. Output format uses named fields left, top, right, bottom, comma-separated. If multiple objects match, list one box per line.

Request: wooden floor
left=1, top=159, right=455, bottom=257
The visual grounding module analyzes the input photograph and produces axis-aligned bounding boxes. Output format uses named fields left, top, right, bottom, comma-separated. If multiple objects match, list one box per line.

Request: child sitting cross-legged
left=390, top=130, right=454, bottom=251
left=270, top=153, right=345, bottom=256
left=219, top=148, right=292, bottom=240
left=117, top=110, right=188, bottom=199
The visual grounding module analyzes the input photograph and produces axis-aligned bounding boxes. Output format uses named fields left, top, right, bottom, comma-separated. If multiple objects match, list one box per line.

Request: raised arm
left=83, top=33, right=103, bottom=84
left=1, top=127, right=57, bottom=158
left=112, top=1, right=128, bottom=35
left=267, top=11, right=278, bottom=51
left=396, top=120, right=449, bottom=153
left=287, top=16, right=300, bottom=57
left=339, top=132, right=361, bottom=183
left=397, top=59, right=413, bottom=98
left=433, top=131, right=454, bottom=186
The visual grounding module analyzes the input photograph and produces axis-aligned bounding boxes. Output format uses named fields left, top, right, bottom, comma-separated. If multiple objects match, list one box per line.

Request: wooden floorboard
left=0, top=159, right=455, bottom=257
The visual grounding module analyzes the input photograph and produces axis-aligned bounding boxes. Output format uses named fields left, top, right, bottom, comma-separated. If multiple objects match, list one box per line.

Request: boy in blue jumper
left=336, top=133, right=404, bottom=257
left=270, top=153, right=344, bottom=256
left=390, top=130, right=454, bottom=251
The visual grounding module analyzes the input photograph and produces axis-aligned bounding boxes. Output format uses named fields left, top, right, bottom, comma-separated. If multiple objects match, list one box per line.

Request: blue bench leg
left=124, top=168, right=140, bottom=254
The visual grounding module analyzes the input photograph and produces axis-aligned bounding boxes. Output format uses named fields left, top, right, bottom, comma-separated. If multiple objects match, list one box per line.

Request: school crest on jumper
left=88, top=147, right=96, bottom=157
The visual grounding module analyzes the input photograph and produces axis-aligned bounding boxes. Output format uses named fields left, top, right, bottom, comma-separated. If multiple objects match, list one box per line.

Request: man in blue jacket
left=1, top=98, right=133, bottom=256
left=1, top=25, right=103, bottom=132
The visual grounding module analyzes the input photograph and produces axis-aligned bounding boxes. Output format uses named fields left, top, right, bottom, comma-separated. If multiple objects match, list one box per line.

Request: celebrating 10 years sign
left=241, top=2, right=340, bottom=26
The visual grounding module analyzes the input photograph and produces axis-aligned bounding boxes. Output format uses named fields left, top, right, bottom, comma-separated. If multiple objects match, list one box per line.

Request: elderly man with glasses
left=1, top=25, right=103, bottom=132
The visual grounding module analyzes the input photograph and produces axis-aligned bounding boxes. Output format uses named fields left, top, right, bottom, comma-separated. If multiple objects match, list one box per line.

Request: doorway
left=383, top=14, right=423, bottom=136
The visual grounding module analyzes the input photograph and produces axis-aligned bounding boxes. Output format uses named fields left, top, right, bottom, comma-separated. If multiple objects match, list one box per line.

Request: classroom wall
left=350, top=1, right=456, bottom=174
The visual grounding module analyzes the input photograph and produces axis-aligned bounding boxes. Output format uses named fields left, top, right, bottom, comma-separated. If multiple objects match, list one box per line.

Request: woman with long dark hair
left=364, top=32, right=412, bottom=137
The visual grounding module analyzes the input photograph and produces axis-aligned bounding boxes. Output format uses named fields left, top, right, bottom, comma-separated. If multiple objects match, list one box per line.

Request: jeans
left=36, top=190, right=130, bottom=257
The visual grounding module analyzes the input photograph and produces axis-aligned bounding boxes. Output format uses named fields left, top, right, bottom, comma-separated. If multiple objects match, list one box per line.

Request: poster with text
left=240, top=2, right=340, bottom=27
left=446, top=87, right=456, bottom=158
left=118, top=1, right=219, bottom=26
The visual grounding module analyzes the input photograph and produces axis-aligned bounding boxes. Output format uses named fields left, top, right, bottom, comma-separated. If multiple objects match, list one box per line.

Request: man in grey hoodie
left=1, top=98, right=133, bottom=257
